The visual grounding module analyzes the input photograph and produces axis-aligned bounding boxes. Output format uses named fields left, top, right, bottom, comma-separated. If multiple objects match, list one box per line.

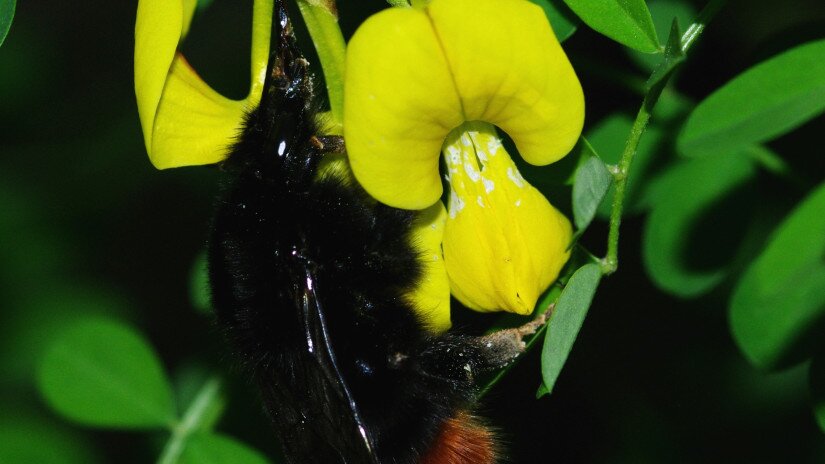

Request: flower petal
left=134, top=0, right=189, bottom=156
left=344, top=6, right=464, bottom=209
left=442, top=123, right=572, bottom=314
left=406, top=202, right=452, bottom=332
left=135, top=0, right=273, bottom=169
left=150, top=56, right=247, bottom=169
left=429, top=0, right=584, bottom=165
left=344, top=0, right=584, bottom=209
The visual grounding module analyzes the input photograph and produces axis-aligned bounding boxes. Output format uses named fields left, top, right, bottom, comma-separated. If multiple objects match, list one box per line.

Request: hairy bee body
left=207, top=4, right=505, bottom=463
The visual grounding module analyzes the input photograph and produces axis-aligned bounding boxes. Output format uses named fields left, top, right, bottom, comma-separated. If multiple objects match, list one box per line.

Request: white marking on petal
left=507, top=167, right=525, bottom=188
left=448, top=190, right=465, bottom=218
left=482, top=177, right=494, bottom=193
left=515, top=198, right=522, bottom=207
left=477, top=196, right=485, bottom=208
left=460, top=133, right=472, bottom=147
left=487, top=137, right=502, bottom=155
left=464, top=161, right=480, bottom=182
left=447, top=147, right=461, bottom=166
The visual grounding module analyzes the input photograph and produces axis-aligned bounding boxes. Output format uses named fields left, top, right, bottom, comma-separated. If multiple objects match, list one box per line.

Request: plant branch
left=157, top=377, right=223, bottom=464
left=601, top=0, right=726, bottom=275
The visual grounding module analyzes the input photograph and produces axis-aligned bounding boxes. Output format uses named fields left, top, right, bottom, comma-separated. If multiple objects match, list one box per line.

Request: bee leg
left=471, top=304, right=554, bottom=371
left=413, top=305, right=554, bottom=386
left=311, top=135, right=345, bottom=154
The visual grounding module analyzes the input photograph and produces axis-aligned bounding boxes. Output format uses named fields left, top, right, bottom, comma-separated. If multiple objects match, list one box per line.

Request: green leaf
left=730, top=182, right=825, bottom=370
left=811, top=354, right=825, bottom=434
left=536, top=383, right=550, bottom=399
left=561, top=0, right=659, bottom=52
left=529, top=0, right=579, bottom=42
left=38, top=318, right=176, bottom=429
left=0, top=414, right=101, bottom=464
left=572, top=142, right=612, bottom=231
left=541, top=264, right=601, bottom=394
left=179, top=433, right=271, bottom=464
left=586, top=114, right=667, bottom=219
left=679, top=39, right=825, bottom=158
left=0, top=285, right=133, bottom=386
left=190, top=251, right=211, bottom=314
left=629, top=0, right=695, bottom=71
left=642, top=151, right=755, bottom=297
left=0, top=0, right=15, bottom=47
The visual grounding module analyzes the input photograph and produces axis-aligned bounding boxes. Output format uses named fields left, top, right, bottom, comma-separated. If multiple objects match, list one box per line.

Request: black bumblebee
left=207, top=2, right=542, bottom=462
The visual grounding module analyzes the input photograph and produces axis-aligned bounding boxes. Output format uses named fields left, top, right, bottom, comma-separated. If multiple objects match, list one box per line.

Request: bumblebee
left=207, top=3, right=541, bottom=462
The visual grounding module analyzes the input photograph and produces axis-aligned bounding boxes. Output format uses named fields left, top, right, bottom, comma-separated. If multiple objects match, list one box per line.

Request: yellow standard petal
left=135, top=0, right=273, bottom=169
left=442, top=122, right=572, bottom=314
left=344, top=6, right=463, bottom=209
left=344, top=0, right=584, bottom=209
left=407, top=202, right=451, bottom=332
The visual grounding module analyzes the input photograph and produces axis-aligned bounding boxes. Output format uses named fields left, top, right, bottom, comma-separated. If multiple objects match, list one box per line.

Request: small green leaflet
left=561, top=0, right=659, bottom=52
left=730, top=181, right=825, bottom=370
left=0, top=0, right=15, bottom=47
left=679, top=39, right=825, bottom=158
left=37, top=318, right=176, bottom=429
left=572, top=140, right=612, bottom=231
left=540, top=264, right=601, bottom=395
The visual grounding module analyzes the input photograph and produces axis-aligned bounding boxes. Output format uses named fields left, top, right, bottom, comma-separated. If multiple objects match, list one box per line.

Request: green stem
left=157, top=377, right=223, bottom=464
left=680, top=0, right=726, bottom=53
left=601, top=0, right=726, bottom=275
left=297, top=0, right=347, bottom=129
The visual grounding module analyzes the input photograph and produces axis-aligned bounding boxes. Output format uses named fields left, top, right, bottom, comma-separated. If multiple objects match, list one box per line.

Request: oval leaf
left=541, top=263, right=601, bottom=394
left=730, top=182, right=825, bottom=370
left=180, top=433, right=270, bottom=464
left=642, top=151, right=755, bottom=297
left=561, top=0, right=659, bottom=52
left=0, top=0, right=15, bottom=47
left=572, top=146, right=612, bottom=231
left=529, top=0, right=579, bottom=42
left=0, top=415, right=101, bottom=464
left=38, top=318, right=175, bottom=428
left=679, top=39, right=825, bottom=158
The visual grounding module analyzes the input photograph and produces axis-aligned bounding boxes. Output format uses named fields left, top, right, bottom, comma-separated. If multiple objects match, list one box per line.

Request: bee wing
left=256, top=263, right=380, bottom=464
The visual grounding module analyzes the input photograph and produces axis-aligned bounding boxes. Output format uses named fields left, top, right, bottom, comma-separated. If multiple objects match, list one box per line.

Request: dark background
left=2, top=0, right=825, bottom=462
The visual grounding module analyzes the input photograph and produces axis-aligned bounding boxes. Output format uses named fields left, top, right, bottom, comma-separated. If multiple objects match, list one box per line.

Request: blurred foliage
left=1, top=0, right=824, bottom=462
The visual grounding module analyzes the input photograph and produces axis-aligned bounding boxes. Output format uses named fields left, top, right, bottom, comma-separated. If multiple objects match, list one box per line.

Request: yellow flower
left=134, top=0, right=273, bottom=169
left=134, top=0, right=451, bottom=329
left=344, top=0, right=584, bottom=314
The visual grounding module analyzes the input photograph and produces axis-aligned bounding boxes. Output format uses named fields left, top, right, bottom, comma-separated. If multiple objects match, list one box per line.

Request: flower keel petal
left=442, top=123, right=572, bottom=314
